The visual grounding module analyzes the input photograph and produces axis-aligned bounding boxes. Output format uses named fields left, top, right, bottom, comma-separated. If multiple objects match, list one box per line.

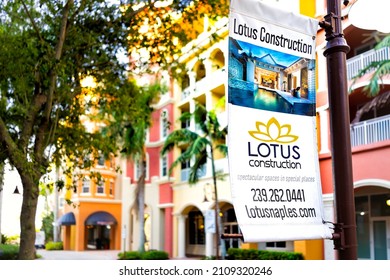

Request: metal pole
left=322, top=0, right=357, bottom=259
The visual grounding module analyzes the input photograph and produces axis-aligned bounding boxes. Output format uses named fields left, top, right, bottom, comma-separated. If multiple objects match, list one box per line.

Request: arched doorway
left=355, top=183, right=390, bottom=259
left=85, top=211, right=117, bottom=250
left=186, top=207, right=205, bottom=257
left=220, top=204, right=240, bottom=252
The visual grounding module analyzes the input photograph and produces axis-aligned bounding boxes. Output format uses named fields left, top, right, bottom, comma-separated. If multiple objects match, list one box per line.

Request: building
left=55, top=0, right=390, bottom=259
left=122, top=0, right=329, bottom=259
left=57, top=79, right=122, bottom=251
left=316, top=0, right=390, bottom=259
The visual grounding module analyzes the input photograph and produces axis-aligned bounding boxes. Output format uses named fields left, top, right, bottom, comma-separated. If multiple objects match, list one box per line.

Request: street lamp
left=13, top=185, right=20, bottom=194
left=320, top=0, right=358, bottom=259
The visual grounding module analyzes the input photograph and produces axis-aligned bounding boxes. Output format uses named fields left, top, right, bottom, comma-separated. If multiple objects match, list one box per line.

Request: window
left=134, top=154, right=149, bottom=181
left=82, top=177, right=91, bottom=193
left=265, top=241, right=293, bottom=251
left=109, top=180, right=114, bottom=196
left=96, top=180, right=105, bottom=194
left=188, top=210, right=205, bottom=245
left=266, top=241, right=287, bottom=248
left=181, top=113, right=190, bottom=129
left=161, top=155, right=168, bottom=177
left=180, top=150, right=191, bottom=182
left=97, top=153, right=105, bottom=166
left=160, top=110, right=169, bottom=139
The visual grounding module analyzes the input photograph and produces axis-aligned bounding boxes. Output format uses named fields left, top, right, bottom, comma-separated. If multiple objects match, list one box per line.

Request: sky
left=1, top=163, right=45, bottom=237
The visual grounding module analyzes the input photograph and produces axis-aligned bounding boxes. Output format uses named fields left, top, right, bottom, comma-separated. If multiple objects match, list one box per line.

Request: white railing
left=350, top=115, right=390, bottom=147
left=181, top=67, right=226, bottom=101
left=346, top=47, right=390, bottom=81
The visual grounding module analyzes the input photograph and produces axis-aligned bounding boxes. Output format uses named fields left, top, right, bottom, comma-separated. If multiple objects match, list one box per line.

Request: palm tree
left=106, top=82, right=161, bottom=253
left=353, top=35, right=390, bottom=97
left=161, top=99, right=228, bottom=259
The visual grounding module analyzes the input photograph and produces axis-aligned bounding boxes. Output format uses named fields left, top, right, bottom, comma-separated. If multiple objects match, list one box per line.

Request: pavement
left=36, top=249, right=121, bottom=260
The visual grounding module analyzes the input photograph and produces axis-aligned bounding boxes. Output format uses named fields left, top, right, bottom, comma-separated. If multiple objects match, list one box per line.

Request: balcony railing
left=346, top=47, right=390, bottom=81
left=181, top=67, right=226, bottom=101
left=350, top=115, right=390, bottom=147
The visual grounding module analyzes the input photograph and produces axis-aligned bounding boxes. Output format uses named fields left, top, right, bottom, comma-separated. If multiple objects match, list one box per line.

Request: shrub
left=227, top=248, right=304, bottom=260
left=1, top=234, right=7, bottom=244
left=118, top=250, right=169, bottom=260
left=0, top=244, right=19, bottom=260
left=45, top=241, right=63, bottom=250
left=142, top=250, right=169, bottom=260
left=118, top=251, right=142, bottom=260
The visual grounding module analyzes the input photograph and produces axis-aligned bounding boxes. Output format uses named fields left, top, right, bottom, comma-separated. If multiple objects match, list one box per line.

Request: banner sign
left=227, top=0, right=332, bottom=242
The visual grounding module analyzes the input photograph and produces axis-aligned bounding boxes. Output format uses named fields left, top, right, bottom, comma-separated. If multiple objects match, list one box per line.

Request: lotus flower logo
left=248, top=117, right=298, bottom=143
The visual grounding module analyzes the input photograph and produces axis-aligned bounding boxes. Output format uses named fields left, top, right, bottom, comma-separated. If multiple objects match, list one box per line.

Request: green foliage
left=0, top=0, right=229, bottom=260
left=41, top=212, right=54, bottom=243
left=226, top=248, right=304, bottom=260
left=117, top=250, right=169, bottom=260
left=161, top=101, right=228, bottom=184
left=352, top=35, right=390, bottom=97
left=45, top=241, right=63, bottom=251
left=0, top=244, right=19, bottom=260
left=141, top=250, right=169, bottom=260
left=1, top=234, right=7, bottom=244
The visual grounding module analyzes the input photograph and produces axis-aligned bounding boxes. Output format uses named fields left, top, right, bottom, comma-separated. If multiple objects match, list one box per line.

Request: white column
left=319, top=109, right=330, bottom=154
left=205, top=232, right=214, bottom=257
left=177, top=214, right=187, bottom=258
left=323, top=193, right=336, bottom=260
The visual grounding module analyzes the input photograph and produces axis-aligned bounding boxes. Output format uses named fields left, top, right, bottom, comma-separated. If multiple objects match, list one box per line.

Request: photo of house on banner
left=228, top=37, right=316, bottom=116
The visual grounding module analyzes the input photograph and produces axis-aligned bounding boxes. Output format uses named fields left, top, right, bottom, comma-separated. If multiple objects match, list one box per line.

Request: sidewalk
left=36, top=249, right=121, bottom=260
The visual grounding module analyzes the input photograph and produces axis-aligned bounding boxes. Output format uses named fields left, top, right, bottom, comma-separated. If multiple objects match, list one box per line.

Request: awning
left=57, top=212, right=76, bottom=226
left=85, top=211, right=117, bottom=226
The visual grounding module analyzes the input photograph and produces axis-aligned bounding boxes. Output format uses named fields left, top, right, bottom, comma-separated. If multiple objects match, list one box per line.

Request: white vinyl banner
left=227, top=0, right=332, bottom=242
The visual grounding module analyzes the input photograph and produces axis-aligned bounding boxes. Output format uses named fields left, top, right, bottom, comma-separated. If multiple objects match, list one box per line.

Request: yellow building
left=167, top=0, right=324, bottom=259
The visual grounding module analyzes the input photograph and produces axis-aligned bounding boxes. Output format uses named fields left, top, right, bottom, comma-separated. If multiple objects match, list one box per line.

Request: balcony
left=350, top=115, right=390, bottom=147
left=346, top=47, right=390, bottom=81
left=181, top=67, right=226, bottom=101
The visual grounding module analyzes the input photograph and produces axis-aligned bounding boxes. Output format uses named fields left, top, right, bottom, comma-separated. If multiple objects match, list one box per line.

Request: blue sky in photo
left=236, top=40, right=301, bottom=68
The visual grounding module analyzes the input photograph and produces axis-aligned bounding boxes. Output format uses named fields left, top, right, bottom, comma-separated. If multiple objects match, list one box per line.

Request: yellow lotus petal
left=248, top=117, right=298, bottom=144
left=255, top=121, right=268, bottom=134
left=248, top=131, right=274, bottom=142
left=279, top=124, right=292, bottom=136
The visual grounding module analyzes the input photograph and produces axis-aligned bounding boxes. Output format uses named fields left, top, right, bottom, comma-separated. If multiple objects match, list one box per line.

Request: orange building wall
left=294, top=239, right=323, bottom=260
left=351, top=141, right=390, bottom=182
left=71, top=201, right=121, bottom=251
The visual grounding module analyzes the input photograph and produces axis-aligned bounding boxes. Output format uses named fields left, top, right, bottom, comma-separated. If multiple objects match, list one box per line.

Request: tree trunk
left=137, top=156, right=146, bottom=253
left=210, top=146, right=221, bottom=259
left=18, top=171, right=40, bottom=260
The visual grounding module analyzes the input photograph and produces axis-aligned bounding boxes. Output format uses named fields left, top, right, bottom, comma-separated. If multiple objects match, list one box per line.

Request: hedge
left=0, top=244, right=19, bottom=260
left=118, top=250, right=169, bottom=260
left=227, top=248, right=304, bottom=260
left=45, top=241, right=63, bottom=250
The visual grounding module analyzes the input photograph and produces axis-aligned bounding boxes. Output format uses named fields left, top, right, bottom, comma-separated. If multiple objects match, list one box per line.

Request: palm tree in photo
left=161, top=99, right=228, bottom=259
left=352, top=35, right=390, bottom=97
